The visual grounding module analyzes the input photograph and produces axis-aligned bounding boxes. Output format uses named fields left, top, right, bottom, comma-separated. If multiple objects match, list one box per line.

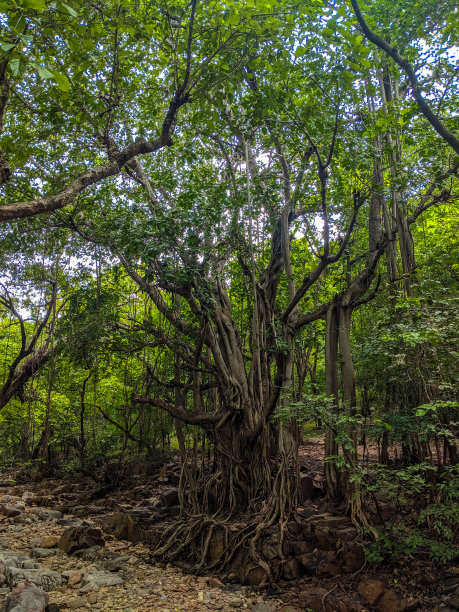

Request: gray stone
left=0, top=552, right=61, bottom=592
left=21, top=562, right=36, bottom=571
left=0, top=496, right=21, bottom=505
left=4, top=568, right=62, bottom=592
left=81, top=572, right=122, bottom=587
left=67, top=597, right=86, bottom=609
left=30, top=550, right=56, bottom=559
left=78, top=583, right=99, bottom=594
left=21, top=492, right=35, bottom=503
left=0, top=506, right=21, bottom=519
left=29, top=509, right=62, bottom=521
left=251, top=604, right=276, bottom=612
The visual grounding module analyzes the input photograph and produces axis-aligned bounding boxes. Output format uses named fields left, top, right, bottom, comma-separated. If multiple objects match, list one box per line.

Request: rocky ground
left=0, top=445, right=456, bottom=612
left=0, top=489, right=289, bottom=611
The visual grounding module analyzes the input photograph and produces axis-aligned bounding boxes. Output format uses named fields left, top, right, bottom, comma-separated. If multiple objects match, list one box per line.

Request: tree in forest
left=0, top=0, right=457, bottom=579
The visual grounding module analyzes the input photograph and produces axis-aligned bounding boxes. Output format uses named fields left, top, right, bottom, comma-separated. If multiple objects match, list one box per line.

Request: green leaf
left=295, top=46, right=306, bottom=57
left=0, top=43, right=15, bottom=52
left=10, top=56, right=27, bottom=77
left=51, top=70, right=71, bottom=91
left=32, top=63, right=54, bottom=79
left=11, top=15, right=27, bottom=33
left=22, top=0, right=47, bottom=11
left=61, top=2, right=78, bottom=17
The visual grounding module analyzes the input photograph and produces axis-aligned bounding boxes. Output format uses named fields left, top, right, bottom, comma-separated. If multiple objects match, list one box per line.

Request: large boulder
left=57, top=523, right=105, bottom=556
left=0, top=581, right=49, bottom=611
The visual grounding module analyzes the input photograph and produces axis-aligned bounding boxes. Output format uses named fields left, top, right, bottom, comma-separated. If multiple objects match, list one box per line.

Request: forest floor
left=0, top=438, right=455, bottom=611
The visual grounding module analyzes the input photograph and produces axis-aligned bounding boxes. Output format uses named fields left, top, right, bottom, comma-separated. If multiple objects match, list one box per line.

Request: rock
left=68, top=572, right=82, bottom=587
left=29, top=509, right=62, bottom=521
left=0, top=506, right=22, bottom=518
left=0, top=574, right=5, bottom=585
left=45, top=605, right=60, bottom=612
left=160, top=488, right=179, bottom=507
left=105, top=512, right=135, bottom=541
left=78, top=583, right=98, bottom=594
left=298, top=550, right=335, bottom=575
left=21, top=561, right=36, bottom=570
left=81, top=571, right=123, bottom=587
left=0, top=551, right=62, bottom=592
left=376, top=589, right=407, bottom=612
left=42, top=537, right=58, bottom=549
left=299, top=475, right=315, bottom=501
left=4, top=567, right=62, bottom=592
left=291, top=540, right=313, bottom=555
left=252, top=604, right=276, bottom=612
left=287, top=522, right=302, bottom=536
left=301, top=587, right=328, bottom=611
left=67, top=597, right=86, bottom=609
left=86, top=593, right=98, bottom=605
left=282, top=559, right=302, bottom=580
left=57, top=524, right=105, bottom=555
left=30, top=550, right=56, bottom=559
left=0, top=495, right=21, bottom=505
left=261, top=532, right=281, bottom=561
left=228, top=597, right=243, bottom=608
left=21, top=492, right=35, bottom=503
left=245, top=564, right=267, bottom=586
left=1, top=581, right=49, bottom=612
left=197, top=591, right=212, bottom=603
left=358, top=579, right=387, bottom=606
left=207, top=577, right=224, bottom=588
left=102, top=556, right=129, bottom=572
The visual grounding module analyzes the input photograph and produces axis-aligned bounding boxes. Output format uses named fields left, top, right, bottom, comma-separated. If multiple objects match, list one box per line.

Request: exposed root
left=150, top=431, right=299, bottom=582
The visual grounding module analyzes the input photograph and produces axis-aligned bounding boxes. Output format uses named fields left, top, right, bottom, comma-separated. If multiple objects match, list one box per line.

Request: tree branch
left=350, top=0, right=459, bottom=155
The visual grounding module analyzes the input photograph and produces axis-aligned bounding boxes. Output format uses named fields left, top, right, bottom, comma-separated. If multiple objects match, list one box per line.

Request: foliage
left=364, top=464, right=459, bottom=564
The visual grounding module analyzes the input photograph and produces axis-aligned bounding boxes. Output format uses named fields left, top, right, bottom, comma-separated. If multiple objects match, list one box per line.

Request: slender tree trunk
left=325, top=305, right=341, bottom=503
